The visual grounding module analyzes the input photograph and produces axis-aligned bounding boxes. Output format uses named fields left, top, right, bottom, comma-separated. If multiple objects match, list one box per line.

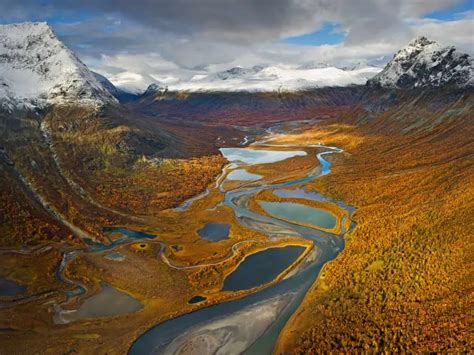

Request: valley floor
left=0, top=90, right=472, bottom=353
left=0, top=125, right=323, bottom=353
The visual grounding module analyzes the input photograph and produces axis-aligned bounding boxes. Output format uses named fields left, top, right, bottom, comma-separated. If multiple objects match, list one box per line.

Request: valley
left=0, top=21, right=472, bottom=354
left=1, top=123, right=351, bottom=353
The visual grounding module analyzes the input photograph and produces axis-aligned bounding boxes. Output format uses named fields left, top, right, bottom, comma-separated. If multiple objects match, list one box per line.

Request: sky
left=0, top=0, right=472, bottom=92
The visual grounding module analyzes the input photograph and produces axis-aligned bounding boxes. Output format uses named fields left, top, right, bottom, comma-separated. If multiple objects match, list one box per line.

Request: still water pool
left=222, top=246, right=305, bottom=292
left=198, top=223, right=231, bottom=242
left=259, top=201, right=336, bottom=230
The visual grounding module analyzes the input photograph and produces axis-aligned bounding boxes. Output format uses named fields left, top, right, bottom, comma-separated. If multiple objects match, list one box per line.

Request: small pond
left=56, top=282, right=143, bottom=323
left=198, top=223, right=231, bottom=242
left=222, top=246, right=305, bottom=292
left=0, top=277, right=27, bottom=297
left=258, top=201, right=336, bottom=230
left=188, top=295, right=207, bottom=304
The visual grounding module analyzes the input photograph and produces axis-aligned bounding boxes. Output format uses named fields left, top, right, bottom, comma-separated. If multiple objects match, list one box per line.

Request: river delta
left=0, top=124, right=355, bottom=354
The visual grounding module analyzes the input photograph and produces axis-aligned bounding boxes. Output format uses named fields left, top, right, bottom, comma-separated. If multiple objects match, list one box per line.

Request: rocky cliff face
left=367, top=37, right=473, bottom=89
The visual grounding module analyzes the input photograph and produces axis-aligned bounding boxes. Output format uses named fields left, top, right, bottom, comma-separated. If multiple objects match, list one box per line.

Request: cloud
left=400, top=0, right=462, bottom=17
left=3, top=0, right=465, bottom=44
left=409, top=12, right=474, bottom=52
left=48, top=0, right=465, bottom=44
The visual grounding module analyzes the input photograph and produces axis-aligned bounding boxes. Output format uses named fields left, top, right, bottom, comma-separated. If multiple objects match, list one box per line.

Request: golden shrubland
left=276, top=97, right=474, bottom=353
left=1, top=90, right=472, bottom=353
left=92, top=155, right=225, bottom=214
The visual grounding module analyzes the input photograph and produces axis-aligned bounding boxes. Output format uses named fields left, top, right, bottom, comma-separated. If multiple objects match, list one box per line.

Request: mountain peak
left=143, top=83, right=167, bottom=96
left=408, top=36, right=435, bottom=47
left=0, top=21, right=116, bottom=112
left=214, top=65, right=266, bottom=81
left=2, top=21, right=53, bottom=35
left=367, top=37, right=473, bottom=89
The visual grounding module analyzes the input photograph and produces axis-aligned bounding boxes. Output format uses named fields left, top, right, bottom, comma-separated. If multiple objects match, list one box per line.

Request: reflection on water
left=222, top=246, right=305, bottom=292
left=220, top=148, right=306, bottom=165
left=129, top=143, right=354, bottom=354
left=259, top=201, right=336, bottom=230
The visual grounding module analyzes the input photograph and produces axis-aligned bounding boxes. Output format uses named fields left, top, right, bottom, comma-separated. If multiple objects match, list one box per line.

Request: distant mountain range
left=0, top=21, right=472, bottom=110
left=167, top=64, right=382, bottom=92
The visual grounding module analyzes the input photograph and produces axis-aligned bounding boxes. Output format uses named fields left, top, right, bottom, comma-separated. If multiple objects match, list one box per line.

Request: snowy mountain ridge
left=1, top=23, right=472, bottom=107
left=0, top=22, right=116, bottom=112
left=368, top=36, right=473, bottom=89
left=167, top=64, right=382, bottom=92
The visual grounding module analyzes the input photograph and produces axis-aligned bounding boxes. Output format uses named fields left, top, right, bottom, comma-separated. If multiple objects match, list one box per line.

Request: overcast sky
left=1, top=0, right=472, bottom=91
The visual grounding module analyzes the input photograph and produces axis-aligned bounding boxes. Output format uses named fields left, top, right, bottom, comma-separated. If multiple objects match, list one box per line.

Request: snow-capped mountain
left=168, top=64, right=382, bottom=92
left=367, top=37, right=473, bottom=89
left=142, top=83, right=168, bottom=96
left=0, top=22, right=116, bottom=111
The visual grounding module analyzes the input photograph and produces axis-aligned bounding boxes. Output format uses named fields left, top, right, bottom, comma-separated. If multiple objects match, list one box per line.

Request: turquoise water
left=222, top=246, right=305, bottom=292
left=197, top=223, right=231, bottom=242
left=220, top=148, right=306, bottom=165
left=259, top=201, right=336, bottom=230
left=129, top=144, right=354, bottom=355
left=82, top=227, right=158, bottom=252
left=226, top=169, right=262, bottom=181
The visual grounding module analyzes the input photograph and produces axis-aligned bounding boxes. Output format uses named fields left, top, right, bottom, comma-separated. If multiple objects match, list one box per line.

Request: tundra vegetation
left=276, top=94, right=473, bottom=353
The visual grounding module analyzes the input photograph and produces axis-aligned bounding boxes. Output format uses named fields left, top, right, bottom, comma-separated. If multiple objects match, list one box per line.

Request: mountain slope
left=0, top=22, right=228, bottom=247
left=0, top=22, right=116, bottom=111
left=368, top=37, right=473, bottom=89
left=277, top=88, right=473, bottom=353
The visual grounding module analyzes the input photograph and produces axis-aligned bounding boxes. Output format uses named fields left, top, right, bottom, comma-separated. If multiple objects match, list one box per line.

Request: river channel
left=128, top=139, right=355, bottom=354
